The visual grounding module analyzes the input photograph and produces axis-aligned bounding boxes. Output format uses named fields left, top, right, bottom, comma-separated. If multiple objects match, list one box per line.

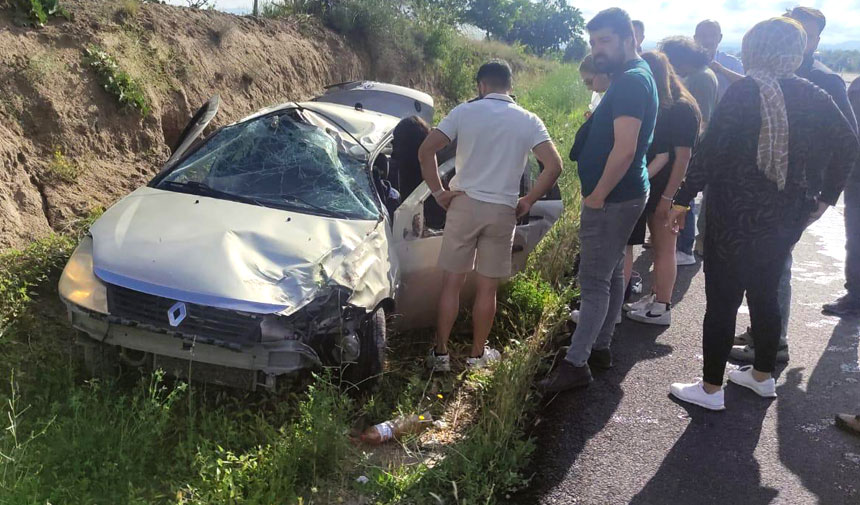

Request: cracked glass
left=157, top=111, right=380, bottom=220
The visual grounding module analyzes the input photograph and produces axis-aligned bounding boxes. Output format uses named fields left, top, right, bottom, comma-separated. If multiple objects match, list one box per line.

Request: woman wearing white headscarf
left=666, top=17, right=859, bottom=411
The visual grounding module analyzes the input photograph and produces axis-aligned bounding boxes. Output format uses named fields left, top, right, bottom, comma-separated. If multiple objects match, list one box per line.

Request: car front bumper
left=65, top=302, right=322, bottom=390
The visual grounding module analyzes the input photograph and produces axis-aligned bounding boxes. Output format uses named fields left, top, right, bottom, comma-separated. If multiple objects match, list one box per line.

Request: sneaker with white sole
left=627, top=302, right=671, bottom=326
left=466, top=347, right=501, bottom=370
left=425, top=348, right=451, bottom=373
left=676, top=251, right=697, bottom=266
left=729, top=345, right=790, bottom=364
left=570, top=309, right=622, bottom=325
left=670, top=380, right=726, bottom=411
left=623, top=293, right=655, bottom=313
left=727, top=365, right=777, bottom=398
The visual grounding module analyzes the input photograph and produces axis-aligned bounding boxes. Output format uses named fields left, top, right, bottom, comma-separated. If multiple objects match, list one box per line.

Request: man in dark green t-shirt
left=540, top=7, right=657, bottom=394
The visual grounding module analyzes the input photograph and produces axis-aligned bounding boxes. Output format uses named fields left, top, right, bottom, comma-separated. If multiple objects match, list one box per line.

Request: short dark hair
left=695, top=19, right=721, bottom=35
left=659, top=36, right=711, bottom=69
left=787, top=6, right=826, bottom=33
left=586, top=8, right=634, bottom=41
left=476, top=59, right=513, bottom=89
left=632, top=20, right=644, bottom=32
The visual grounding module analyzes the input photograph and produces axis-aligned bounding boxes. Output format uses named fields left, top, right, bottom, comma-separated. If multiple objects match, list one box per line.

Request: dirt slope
left=0, top=0, right=434, bottom=249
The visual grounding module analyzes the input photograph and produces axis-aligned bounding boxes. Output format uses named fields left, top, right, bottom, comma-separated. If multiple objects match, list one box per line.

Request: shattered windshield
left=156, top=111, right=380, bottom=220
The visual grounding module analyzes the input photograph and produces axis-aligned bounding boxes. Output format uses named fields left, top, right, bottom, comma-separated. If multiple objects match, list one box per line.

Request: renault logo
left=168, top=302, right=187, bottom=327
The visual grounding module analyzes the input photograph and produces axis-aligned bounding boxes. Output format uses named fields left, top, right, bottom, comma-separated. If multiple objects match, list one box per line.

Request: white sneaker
left=466, top=347, right=501, bottom=369
left=570, top=309, right=622, bottom=325
left=623, top=293, right=655, bottom=313
left=670, top=380, right=725, bottom=411
left=727, top=365, right=777, bottom=398
left=676, top=251, right=697, bottom=266
left=627, top=302, right=671, bottom=326
left=426, top=348, right=451, bottom=373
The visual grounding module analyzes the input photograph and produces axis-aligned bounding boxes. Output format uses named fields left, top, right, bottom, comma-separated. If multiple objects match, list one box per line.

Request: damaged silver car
left=58, top=82, right=562, bottom=391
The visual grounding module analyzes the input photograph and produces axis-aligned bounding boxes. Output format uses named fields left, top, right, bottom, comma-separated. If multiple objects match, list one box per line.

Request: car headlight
left=58, top=235, right=109, bottom=314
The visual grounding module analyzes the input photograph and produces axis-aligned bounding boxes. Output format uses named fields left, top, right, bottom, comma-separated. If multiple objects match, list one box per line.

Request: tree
left=505, top=0, right=584, bottom=56
left=465, top=0, right=518, bottom=39
left=563, top=36, right=589, bottom=62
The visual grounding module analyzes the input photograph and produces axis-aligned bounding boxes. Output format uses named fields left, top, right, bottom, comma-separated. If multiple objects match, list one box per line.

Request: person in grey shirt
left=660, top=36, right=718, bottom=127
left=695, top=20, right=745, bottom=101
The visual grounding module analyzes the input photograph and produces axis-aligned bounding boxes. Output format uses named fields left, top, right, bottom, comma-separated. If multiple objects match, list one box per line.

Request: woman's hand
left=655, top=198, right=671, bottom=226
left=666, top=206, right=686, bottom=235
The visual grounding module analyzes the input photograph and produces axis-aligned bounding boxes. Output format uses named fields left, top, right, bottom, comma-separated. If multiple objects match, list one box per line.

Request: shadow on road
left=628, top=392, right=779, bottom=505
left=776, top=316, right=860, bottom=504
left=516, top=250, right=701, bottom=503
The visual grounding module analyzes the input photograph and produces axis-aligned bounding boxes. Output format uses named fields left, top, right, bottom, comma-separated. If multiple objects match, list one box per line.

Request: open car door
left=160, top=95, right=220, bottom=173
left=390, top=156, right=563, bottom=330
left=511, top=155, right=564, bottom=272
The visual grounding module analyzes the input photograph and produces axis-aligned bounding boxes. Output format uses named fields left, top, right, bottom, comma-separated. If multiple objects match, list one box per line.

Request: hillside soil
left=0, top=0, right=438, bottom=249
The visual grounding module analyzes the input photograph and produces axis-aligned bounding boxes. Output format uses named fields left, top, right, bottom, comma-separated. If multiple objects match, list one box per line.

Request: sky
left=168, top=0, right=860, bottom=48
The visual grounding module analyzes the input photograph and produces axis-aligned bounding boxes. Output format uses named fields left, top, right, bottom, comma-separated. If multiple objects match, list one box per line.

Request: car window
left=157, top=112, right=380, bottom=220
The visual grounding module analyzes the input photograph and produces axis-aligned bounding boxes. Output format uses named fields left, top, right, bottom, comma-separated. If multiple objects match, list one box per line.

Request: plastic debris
left=360, top=411, right=433, bottom=445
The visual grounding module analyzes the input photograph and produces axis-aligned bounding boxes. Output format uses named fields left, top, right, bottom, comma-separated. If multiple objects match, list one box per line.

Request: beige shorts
left=438, top=194, right=516, bottom=278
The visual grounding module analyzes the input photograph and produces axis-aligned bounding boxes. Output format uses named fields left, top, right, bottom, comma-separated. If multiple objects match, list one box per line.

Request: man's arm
left=517, top=141, right=563, bottom=217
left=418, top=130, right=459, bottom=209
left=709, top=60, right=744, bottom=84
left=821, top=74, right=859, bottom=136
left=585, top=116, right=641, bottom=208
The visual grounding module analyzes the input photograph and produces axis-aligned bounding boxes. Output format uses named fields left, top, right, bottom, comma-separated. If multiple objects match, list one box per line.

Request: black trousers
left=702, top=245, right=792, bottom=386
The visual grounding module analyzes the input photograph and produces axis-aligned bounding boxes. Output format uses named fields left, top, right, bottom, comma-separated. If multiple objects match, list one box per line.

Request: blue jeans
left=677, top=200, right=696, bottom=255
left=566, top=197, right=646, bottom=366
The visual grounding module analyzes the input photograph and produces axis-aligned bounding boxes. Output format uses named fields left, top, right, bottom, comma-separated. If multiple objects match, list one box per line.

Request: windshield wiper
left=160, top=181, right=355, bottom=219
left=159, top=180, right=262, bottom=207
left=278, top=194, right=351, bottom=220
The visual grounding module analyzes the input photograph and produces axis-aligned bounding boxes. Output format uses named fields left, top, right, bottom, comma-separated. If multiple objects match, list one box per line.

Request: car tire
left=341, top=307, right=386, bottom=392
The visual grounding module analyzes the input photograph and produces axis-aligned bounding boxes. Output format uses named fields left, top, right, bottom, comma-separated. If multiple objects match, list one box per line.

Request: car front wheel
left=340, top=307, right=386, bottom=392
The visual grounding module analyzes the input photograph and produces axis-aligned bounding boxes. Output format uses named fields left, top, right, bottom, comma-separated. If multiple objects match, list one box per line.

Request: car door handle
left=512, top=245, right=524, bottom=253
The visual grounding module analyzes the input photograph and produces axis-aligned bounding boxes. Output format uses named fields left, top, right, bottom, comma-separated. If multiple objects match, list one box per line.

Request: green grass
left=45, top=147, right=81, bottom=183
left=359, top=64, right=590, bottom=503
left=83, top=44, right=151, bottom=116
left=0, top=63, right=590, bottom=504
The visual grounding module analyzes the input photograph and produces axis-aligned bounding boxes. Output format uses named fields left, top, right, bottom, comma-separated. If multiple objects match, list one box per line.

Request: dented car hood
left=90, top=187, right=397, bottom=316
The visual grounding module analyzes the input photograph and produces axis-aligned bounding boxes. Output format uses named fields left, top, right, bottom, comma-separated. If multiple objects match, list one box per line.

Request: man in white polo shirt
left=418, top=60, right=563, bottom=371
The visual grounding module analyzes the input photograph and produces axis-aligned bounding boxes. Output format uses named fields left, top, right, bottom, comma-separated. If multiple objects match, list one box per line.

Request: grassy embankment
left=0, top=44, right=589, bottom=505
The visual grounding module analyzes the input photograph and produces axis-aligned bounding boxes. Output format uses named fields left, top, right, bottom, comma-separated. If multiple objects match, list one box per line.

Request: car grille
left=106, top=284, right=262, bottom=348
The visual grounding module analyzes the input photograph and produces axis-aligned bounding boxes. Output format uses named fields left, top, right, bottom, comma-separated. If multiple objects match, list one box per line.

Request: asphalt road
left=518, top=200, right=860, bottom=505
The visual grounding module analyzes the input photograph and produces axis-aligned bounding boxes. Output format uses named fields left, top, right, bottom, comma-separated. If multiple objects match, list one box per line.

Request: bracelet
left=432, top=189, right=445, bottom=198
left=671, top=203, right=691, bottom=212
left=660, top=195, right=674, bottom=202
